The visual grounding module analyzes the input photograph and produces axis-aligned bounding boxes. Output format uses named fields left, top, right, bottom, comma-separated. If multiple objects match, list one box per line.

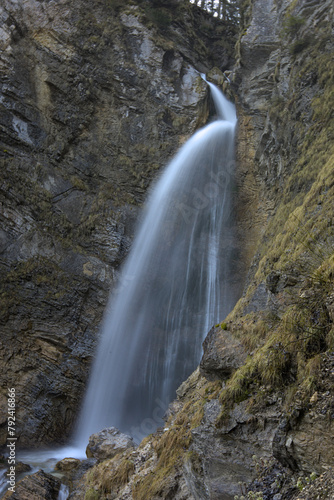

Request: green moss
left=84, top=488, right=101, bottom=500
left=217, top=254, right=333, bottom=423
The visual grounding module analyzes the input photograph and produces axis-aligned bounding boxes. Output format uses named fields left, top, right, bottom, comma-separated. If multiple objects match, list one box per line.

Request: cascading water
left=74, top=79, right=237, bottom=447
left=58, top=484, right=70, bottom=500
left=3, top=79, right=237, bottom=500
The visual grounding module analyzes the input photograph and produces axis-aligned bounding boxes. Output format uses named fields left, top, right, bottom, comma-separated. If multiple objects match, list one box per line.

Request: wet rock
left=86, top=427, right=136, bottom=461
left=14, top=462, right=31, bottom=475
left=3, top=470, right=61, bottom=500
left=55, top=457, right=81, bottom=471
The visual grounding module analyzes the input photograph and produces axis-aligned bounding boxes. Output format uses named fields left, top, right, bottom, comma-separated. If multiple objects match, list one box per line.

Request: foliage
left=190, top=0, right=241, bottom=24
left=132, top=378, right=219, bottom=499
left=132, top=409, right=193, bottom=498
left=84, top=454, right=135, bottom=497
left=142, top=5, right=173, bottom=29
left=103, top=458, right=134, bottom=493
left=254, top=44, right=334, bottom=285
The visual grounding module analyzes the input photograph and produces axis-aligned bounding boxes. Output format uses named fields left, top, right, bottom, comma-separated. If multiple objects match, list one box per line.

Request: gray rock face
left=86, top=427, right=135, bottom=462
left=0, top=0, right=238, bottom=447
left=274, top=353, right=334, bottom=475
left=200, top=326, right=247, bottom=381
left=232, top=0, right=334, bottom=300
left=3, top=469, right=61, bottom=500
left=170, top=0, right=334, bottom=497
left=190, top=398, right=282, bottom=499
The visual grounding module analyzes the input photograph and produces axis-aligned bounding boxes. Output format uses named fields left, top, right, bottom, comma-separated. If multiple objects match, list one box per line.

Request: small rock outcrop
left=55, top=457, right=81, bottom=472
left=200, top=326, right=248, bottom=380
left=3, top=470, right=61, bottom=500
left=86, top=427, right=136, bottom=462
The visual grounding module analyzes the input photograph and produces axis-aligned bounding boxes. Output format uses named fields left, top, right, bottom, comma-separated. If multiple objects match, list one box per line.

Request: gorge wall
left=66, top=0, right=334, bottom=499
left=0, top=0, right=237, bottom=447
left=1, top=0, right=334, bottom=499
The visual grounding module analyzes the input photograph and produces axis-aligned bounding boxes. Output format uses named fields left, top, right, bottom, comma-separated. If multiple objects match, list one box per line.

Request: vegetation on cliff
left=1, top=0, right=333, bottom=498
left=74, top=0, right=334, bottom=498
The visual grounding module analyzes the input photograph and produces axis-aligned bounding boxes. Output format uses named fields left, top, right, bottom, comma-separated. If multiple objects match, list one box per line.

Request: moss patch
left=132, top=378, right=220, bottom=499
left=217, top=252, right=333, bottom=426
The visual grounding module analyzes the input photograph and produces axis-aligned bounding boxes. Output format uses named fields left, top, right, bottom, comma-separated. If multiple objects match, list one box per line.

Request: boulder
left=86, top=427, right=136, bottom=461
left=200, top=326, right=248, bottom=381
left=3, top=470, right=61, bottom=500
left=55, top=457, right=81, bottom=471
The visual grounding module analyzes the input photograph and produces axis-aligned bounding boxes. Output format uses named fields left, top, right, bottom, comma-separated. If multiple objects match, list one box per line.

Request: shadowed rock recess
left=1, top=0, right=334, bottom=498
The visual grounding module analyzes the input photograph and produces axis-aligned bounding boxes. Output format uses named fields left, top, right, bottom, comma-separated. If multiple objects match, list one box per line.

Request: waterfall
left=75, top=80, right=237, bottom=446
left=58, top=484, right=69, bottom=500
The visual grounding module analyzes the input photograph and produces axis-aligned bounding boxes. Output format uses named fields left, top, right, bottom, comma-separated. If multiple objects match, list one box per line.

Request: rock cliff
left=64, top=0, right=334, bottom=498
left=1, top=0, right=334, bottom=498
left=0, top=0, right=236, bottom=447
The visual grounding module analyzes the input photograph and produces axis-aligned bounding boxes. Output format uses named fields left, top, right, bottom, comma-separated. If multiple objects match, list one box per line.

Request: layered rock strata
left=0, top=0, right=236, bottom=446
left=70, top=0, right=334, bottom=497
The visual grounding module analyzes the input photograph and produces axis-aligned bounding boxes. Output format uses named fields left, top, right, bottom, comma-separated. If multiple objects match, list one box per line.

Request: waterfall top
left=201, top=73, right=237, bottom=124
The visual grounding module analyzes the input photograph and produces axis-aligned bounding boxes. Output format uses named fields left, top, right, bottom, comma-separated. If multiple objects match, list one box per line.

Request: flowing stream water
left=4, top=80, right=237, bottom=500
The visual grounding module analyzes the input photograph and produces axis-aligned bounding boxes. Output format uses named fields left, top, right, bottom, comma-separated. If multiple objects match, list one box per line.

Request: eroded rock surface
left=3, top=470, right=61, bottom=500
left=200, top=326, right=248, bottom=380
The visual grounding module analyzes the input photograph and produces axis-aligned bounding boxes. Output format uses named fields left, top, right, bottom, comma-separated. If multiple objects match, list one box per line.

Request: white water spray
left=58, top=484, right=69, bottom=500
left=73, top=79, right=237, bottom=447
